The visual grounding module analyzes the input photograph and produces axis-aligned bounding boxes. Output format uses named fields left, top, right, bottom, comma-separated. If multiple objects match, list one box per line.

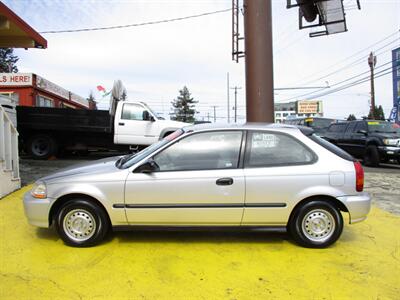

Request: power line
left=298, top=36, right=400, bottom=86
left=292, top=29, right=400, bottom=85
left=305, top=68, right=393, bottom=99
left=39, top=8, right=232, bottom=34
left=279, top=57, right=398, bottom=102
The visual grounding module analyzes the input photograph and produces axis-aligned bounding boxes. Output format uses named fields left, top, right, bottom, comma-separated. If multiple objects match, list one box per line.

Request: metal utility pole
left=368, top=52, right=377, bottom=119
left=243, top=0, right=274, bottom=123
left=211, top=106, right=218, bottom=122
left=230, top=86, right=242, bottom=123
left=227, top=73, right=230, bottom=123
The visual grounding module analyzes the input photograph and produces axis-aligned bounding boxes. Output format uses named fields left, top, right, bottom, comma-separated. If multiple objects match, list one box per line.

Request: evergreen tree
left=0, top=48, right=19, bottom=72
left=347, top=114, right=356, bottom=121
left=170, top=86, right=198, bottom=122
left=368, top=105, right=385, bottom=120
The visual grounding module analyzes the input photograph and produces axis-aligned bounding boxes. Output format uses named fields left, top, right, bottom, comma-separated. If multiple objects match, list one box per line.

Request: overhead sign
left=36, top=75, right=70, bottom=99
left=0, top=73, right=32, bottom=86
left=297, top=101, right=323, bottom=114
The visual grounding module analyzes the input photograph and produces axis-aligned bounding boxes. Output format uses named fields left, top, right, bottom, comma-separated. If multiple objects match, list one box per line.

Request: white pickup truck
left=16, top=101, right=190, bottom=159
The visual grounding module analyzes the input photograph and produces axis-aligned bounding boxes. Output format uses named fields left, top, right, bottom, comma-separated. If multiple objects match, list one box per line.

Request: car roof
left=183, top=122, right=314, bottom=135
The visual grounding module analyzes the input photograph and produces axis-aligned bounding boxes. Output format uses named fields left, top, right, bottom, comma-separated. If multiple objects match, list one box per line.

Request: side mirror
left=357, top=130, right=367, bottom=135
left=134, top=159, right=159, bottom=173
left=142, top=111, right=155, bottom=121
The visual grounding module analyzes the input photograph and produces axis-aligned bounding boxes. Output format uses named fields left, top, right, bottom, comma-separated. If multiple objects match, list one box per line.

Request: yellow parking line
left=1, top=186, right=399, bottom=300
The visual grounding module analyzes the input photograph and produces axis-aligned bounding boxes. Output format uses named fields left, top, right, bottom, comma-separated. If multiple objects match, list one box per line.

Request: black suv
left=324, top=120, right=400, bottom=167
left=284, top=117, right=337, bottom=136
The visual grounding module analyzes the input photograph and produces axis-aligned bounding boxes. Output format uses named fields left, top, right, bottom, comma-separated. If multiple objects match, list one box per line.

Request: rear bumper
left=337, top=192, right=371, bottom=224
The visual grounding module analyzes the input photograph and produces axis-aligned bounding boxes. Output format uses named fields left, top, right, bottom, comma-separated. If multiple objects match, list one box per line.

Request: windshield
left=367, top=121, right=397, bottom=133
left=118, top=129, right=184, bottom=169
left=305, top=118, right=335, bottom=129
left=143, top=104, right=160, bottom=120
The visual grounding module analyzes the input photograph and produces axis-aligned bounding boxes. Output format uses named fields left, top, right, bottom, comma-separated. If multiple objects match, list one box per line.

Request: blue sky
left=5, top=0, right=400, bottom=121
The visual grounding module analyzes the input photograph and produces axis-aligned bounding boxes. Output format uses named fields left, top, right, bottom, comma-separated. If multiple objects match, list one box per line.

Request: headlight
left=31, top=181, right=47, bottom=199
left=383, top=139, right=400, bottom=146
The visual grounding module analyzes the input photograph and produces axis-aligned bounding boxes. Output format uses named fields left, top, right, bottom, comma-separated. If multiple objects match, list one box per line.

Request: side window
left=121, top=103, right=145, bottom=120
left=245, top=131, right=315, bottom=167
left=355, top=122, right=367, bottom=132
left=153, top=131, right=243, bottom=171
left=329, top=123, right=346, bottom=133
left=345, top=122, right=357, bottom=134
left=36, top=95, right=53, bottom=107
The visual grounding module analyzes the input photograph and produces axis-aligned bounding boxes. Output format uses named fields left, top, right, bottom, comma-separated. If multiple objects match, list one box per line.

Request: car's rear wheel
left=363, top=145, right=380, bottom=167
left=55, top=199, right=109, bottom=247
left=288, top=200, right=343, bottom=248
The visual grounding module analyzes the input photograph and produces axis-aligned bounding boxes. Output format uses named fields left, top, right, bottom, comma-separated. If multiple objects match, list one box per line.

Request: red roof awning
left=0, top=2, right=47, bottom=49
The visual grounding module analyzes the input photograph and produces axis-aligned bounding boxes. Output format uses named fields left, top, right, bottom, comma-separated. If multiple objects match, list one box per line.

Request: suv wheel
left=288, top=200, right=343, bottom=248
left=55, top=199, right=110, bottom=247
left=363, top=145, right=380, bottom=167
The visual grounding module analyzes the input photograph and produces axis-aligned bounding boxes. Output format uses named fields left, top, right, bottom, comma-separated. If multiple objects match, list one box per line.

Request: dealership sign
left=297, top=101, right=323, bottom=114
left=36, top=75, right=70, bottom=99
left=0, top=73, right=33, bottom=86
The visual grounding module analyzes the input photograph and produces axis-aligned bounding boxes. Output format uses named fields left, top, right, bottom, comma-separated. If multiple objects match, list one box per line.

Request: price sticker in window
left=252, top=133, right=278, bottom=148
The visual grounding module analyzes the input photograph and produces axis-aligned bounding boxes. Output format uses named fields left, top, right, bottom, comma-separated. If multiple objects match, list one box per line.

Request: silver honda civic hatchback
left=23, top=124, right=371, bottom=248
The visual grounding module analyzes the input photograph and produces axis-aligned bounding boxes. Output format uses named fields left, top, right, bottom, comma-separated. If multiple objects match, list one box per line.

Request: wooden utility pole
left=243, top=0, right=274, bottom=122
left=368, top=52, right=377, bottom=119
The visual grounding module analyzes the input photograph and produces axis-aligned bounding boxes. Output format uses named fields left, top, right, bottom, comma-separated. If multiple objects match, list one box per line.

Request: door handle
left=119, top=122, right=125, bottom=126
left=216, top=177, right=233, bottom=186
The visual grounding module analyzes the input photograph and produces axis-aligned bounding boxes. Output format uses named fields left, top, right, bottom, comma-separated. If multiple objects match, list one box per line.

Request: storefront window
left=36, top=95, right=53, bottom=107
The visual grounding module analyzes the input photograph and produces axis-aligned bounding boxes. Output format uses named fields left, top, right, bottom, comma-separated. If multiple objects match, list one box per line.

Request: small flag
left=97, top=85, right=106, bottom=92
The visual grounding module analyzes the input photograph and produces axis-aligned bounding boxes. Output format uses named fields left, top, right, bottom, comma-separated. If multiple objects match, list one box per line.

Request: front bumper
left=378, top=146, right=400, bottom=160
left=337, top=192, right=371, bottom=224
left=23, top=191, right=52, bottom=228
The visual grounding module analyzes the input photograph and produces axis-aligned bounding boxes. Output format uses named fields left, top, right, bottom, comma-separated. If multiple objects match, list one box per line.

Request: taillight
left=354, top=161, right=364, bottom=192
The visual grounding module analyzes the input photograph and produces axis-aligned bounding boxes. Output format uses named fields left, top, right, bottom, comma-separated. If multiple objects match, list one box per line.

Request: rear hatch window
left=308, top=134, right=354, bottom=161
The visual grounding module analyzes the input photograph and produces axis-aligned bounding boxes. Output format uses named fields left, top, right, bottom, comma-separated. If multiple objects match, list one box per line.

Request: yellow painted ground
left=0, top=186, right=399, bottom=300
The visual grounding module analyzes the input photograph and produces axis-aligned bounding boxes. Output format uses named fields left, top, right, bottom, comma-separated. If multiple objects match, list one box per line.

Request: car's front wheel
left=55, top=199, right=109, bottom=247
left=288, top=200, right=343, bottom=248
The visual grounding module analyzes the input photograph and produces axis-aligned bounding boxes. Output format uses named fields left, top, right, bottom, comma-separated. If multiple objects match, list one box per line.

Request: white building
left=274, top=100, right=324, bottom=123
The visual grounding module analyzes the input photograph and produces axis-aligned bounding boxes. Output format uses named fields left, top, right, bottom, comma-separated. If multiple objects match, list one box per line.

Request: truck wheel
left=363, top=145, right=380, bottom=167
left=55, top=199, right=110, bottom=247
left=288, top=200, right=343, bottom=248
left=27, top=134, right=57, bottom=160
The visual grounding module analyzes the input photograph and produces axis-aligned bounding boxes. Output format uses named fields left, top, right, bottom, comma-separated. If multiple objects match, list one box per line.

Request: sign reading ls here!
left=0, top=73, right=33, bottom=86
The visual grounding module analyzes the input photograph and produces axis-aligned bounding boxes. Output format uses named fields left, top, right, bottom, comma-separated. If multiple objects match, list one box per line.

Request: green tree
left=0, top=48, right=19, bottom=72
left=347, top=114, right=356, bottom=121
left=171, top=86, right=197, bottom=122
left=368, top=105, right=385, bottom=120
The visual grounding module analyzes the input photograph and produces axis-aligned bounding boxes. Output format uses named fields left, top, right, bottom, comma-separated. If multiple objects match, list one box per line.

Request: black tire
left=288, top=200, right=343, bottom=248
left=363, top=145, right=380, bottom=167
left=27, top=134, right=58, bottom=160
left=55, top=199, right=110, bottom=247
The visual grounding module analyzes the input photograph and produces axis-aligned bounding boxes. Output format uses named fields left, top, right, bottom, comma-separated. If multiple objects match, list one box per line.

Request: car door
left=341, top=121, right=358, bottom=155
left=350, top=121, right=368, bottom=157
left=124, top=130, right=245, bottom=225
left=242, top=130, right=319, bottom=225
left=115, top=103, right=159, bottom=145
